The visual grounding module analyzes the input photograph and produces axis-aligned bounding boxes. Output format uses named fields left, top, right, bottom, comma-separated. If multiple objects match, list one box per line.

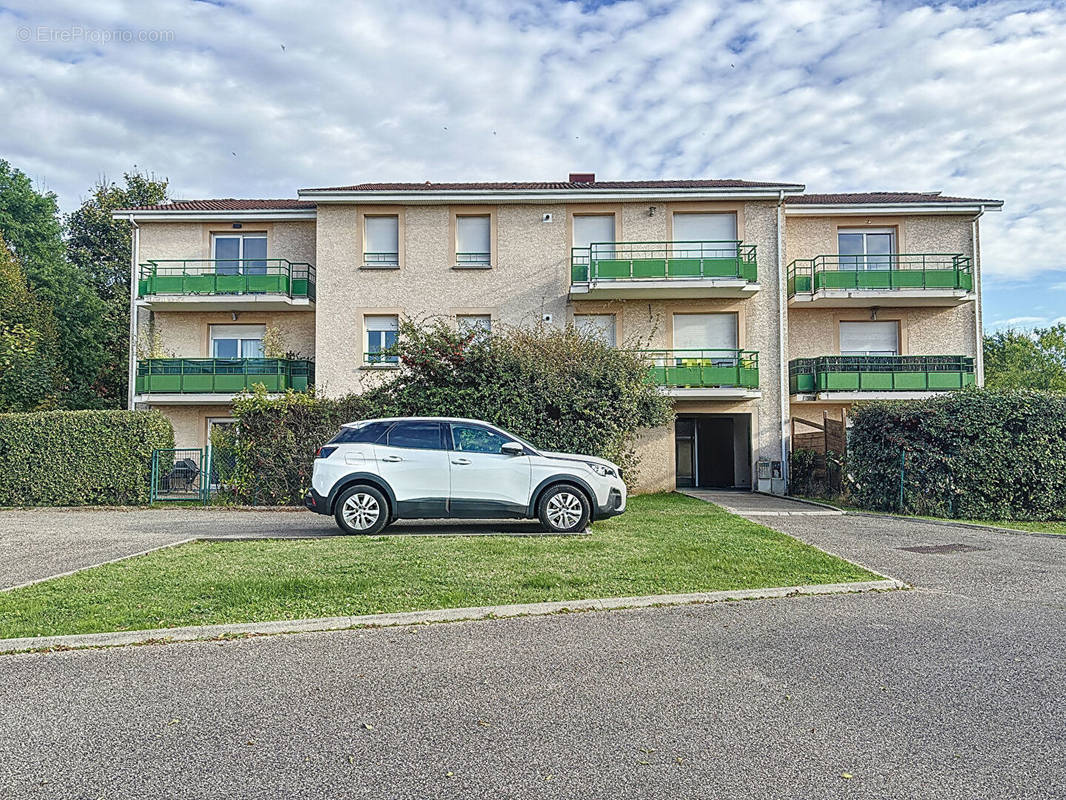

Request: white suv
left=304, top=417, right=627, bottom=535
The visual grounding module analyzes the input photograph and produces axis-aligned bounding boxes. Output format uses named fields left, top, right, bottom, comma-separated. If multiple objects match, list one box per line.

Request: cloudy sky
left=2, top=0, right=1064, bottom=330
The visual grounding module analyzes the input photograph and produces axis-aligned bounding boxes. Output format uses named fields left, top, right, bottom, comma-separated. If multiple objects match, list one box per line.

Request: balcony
left=134, top=358, right=314, bottom=404
left=787, top=254, right=974, bottom=307
left=137, top=259, right=316, bottom=310
left=789, top=356, right=975, bottom=400
left=637, top=349, right=761, bottom=399
left=571, top=241, right=759, bottom=299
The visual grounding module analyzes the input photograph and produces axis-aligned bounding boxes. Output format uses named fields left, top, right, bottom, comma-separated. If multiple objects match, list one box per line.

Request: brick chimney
left=568, top=172, right=595, bottom=183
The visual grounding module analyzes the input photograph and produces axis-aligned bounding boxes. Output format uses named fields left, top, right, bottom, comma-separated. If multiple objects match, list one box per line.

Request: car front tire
left=334, top=485, right=390, bottom=535
left=537, top=484, right=591, bottom=533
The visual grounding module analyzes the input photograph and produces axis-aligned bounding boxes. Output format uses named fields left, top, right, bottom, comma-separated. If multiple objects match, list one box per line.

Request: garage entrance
left=675, top=414, right=752, bottom=489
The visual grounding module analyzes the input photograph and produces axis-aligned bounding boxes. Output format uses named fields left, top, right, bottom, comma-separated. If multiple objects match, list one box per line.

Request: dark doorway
left=676, top=415, right=743, bottom=489
left=697, top=417, right=734, bottom=488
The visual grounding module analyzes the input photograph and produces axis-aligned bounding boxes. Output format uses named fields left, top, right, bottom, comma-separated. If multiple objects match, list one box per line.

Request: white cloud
left=0, top=0, right=1064, bottom=294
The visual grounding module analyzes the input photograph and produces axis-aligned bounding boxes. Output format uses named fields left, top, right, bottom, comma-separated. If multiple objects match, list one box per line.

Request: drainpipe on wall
left=972, top=207, right=986, bottom=387
left=776, top=190, right=790, bottom=491
left=126, top=214, right=139, bottom=410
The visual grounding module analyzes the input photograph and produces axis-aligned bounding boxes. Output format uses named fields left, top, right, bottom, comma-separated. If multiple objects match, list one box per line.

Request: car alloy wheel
left=341, top=492, right=381, bottom=531
left=545, top=490, right=583, bottom=530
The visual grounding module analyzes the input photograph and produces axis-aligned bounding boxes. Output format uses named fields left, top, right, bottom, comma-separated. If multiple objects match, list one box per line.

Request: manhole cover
left=898, top=543, right=989, bottom=555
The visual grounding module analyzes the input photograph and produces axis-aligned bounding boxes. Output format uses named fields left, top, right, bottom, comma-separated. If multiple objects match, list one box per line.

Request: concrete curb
left=0, top=578, right=907, bottom=655
left=847, top=512, right=1066, bottom=541
left=757, top=492, right=847, bottom=514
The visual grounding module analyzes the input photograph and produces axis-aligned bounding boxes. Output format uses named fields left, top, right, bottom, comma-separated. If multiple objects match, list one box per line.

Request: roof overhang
left=298, top=186, right=805, bottom=205
left=111, top=209, right=317, bottom=222
left=785, top=202, right=1003, bottom=217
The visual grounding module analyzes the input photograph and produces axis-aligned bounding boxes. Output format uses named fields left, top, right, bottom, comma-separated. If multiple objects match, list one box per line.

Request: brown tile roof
left=300, top=179, right=804, bottom=192
left=787, top=192, right=1002, bottom=205
left=118, top=199, right=316, bottom=212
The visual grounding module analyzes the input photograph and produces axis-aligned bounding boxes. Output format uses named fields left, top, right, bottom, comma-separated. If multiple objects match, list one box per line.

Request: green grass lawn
left=0, top=493, right=877, bottom=640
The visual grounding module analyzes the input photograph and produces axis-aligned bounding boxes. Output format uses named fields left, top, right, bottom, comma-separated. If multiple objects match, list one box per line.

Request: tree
left=65, top=171, right=169, bottom=406
left=0, top=233, right=64, bottom=411
left=0, top=160, right=109, bottom=409
left=984, top=325, right=1066, bottom=392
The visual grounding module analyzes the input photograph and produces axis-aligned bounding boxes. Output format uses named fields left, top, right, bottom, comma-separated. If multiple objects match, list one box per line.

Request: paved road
left=0, top=501, right=1063, bottom=798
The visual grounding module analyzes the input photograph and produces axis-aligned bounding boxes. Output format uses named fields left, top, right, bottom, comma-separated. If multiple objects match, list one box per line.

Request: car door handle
left=381, top=455, right=403, bottom=463
left=451, top=458, right=471, bottom=465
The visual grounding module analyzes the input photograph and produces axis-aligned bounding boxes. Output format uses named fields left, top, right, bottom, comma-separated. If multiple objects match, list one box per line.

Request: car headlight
left=586, top=462, right=617, bottom=478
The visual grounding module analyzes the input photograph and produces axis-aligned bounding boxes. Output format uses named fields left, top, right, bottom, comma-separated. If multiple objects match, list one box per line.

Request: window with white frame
left=573, top=314, right=616, bottom=347
left=456, top=315, right=491, bottom=336
left=671, top=212, right=737, bottom=259
left=673, top=313, right=738, bottom=350
left=837, top=228, right=896, bottom=270
left=365, top=315, right=399, bottom=364
left=455, top=215, right=491, bottom=266
left=572, top=214, right=616, bottom=260
left=364, top=216, right=399, bottom=266
left=212, top=234, right=267, bottom=275
left=209, top=324, right=265, bottom=359
left=672, top=313, right=738, bottom=364
left=839, top=321, right=899, bottom=355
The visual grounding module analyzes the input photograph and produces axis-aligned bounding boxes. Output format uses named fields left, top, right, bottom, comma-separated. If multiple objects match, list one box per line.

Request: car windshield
left=491, top=425, right=538, bottom=453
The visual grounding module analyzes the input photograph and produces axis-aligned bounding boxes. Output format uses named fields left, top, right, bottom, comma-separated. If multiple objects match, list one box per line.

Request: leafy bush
left=849, top=389, right=1066, bottom=520
left=229, top=319, right=673, bottom=505
left=0, top=409, right=173, bottom=506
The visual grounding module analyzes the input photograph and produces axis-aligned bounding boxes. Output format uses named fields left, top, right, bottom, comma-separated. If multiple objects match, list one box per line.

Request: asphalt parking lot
left=0, top=500, right=1062, bottom=798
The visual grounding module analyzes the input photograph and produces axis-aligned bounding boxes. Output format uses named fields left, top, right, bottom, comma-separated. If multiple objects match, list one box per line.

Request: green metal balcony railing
left=787, top=254, right=973, bottom=297
left=635, top=349, right=760, bottom=389
left=788, top=356, right=975, bottom=394
left=571, top=241, right=757, bottom=283
left=137, top=259, right=316, bottom=300
left=135, top=358, right=315, bottom=394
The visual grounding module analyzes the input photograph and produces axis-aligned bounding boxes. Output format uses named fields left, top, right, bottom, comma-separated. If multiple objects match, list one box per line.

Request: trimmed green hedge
left=849, top=389, right=1066, bottom=520
left=0, top=410, right=173, bottom=506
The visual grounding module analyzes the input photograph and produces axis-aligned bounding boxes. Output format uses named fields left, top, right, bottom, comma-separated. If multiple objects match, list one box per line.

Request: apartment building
left=118, top=176, right=1001, bottom=493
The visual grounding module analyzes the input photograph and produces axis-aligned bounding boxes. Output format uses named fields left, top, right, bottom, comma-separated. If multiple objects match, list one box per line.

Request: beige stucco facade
left=127, top=186, right=994, bottom=490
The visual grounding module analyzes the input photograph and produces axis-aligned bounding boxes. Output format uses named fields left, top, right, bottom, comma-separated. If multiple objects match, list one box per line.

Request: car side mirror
left=501, top=442, right=525, bottom=456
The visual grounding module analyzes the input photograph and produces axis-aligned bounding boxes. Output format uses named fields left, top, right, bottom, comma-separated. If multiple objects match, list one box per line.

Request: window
left=456, top=315, right=491, bottom=336
left=386, top=421, right=443, bottom=450
left=456, top=215, right=491, bottom=266
left=207, top=417, right=236, bottom=439
left=209, top=324, right=265, bottom=358
left=673, top=313, right=738, bottom=366
left=838, top=228, right=896, bottom=270
left=573, top=214, right=616, bottom=260
left=329, top=421, right=391, bottom=444
left=574, top=314, right=616, bottom=347
left=364, top=216, right=399, bottom=266
left=365, top=315, right=399, bottom=364
left=212, top=234, right=267, bottom=275
left=450, top=423, right=514, bottom=455
left=672, top=213, right=737, bottom=259
left=673, top=313, right=738, bottom=350
left=839, top=321, right=899, bottom=355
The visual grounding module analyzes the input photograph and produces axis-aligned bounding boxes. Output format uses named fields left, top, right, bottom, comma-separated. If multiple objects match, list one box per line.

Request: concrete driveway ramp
left=681, top=489, right=844, bottom=517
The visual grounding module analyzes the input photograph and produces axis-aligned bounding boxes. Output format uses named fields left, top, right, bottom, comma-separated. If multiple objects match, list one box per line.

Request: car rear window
left=385, top=421, right=444, bottom=450
left=329, top=421, right=390, bottom=444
